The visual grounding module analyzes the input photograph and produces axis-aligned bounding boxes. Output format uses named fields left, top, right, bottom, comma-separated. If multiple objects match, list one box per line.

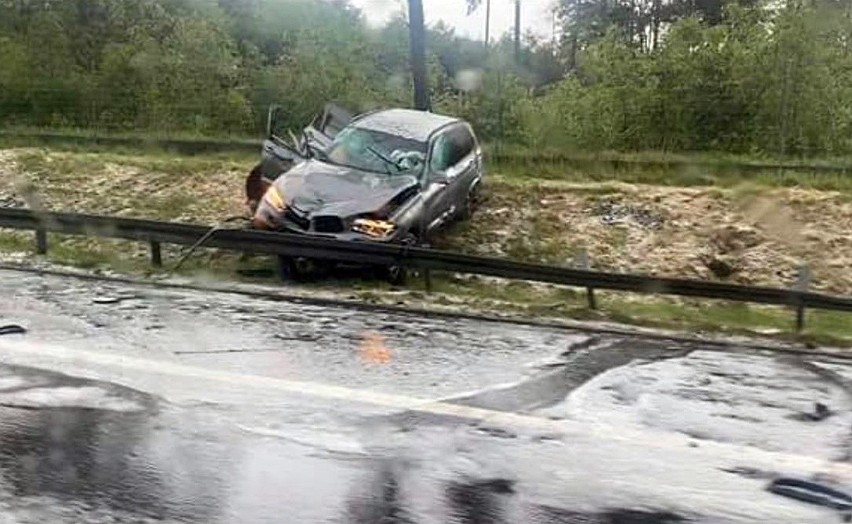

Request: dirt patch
left=0, top=148, right=246, bottom=223
left=441, top=181, right=852, bottom=294
left=2, top=148, right=852, bottom=295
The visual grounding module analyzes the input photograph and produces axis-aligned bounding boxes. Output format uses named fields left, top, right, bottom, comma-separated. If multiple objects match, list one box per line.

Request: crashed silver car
left=247, top=106, right=484, bottom=246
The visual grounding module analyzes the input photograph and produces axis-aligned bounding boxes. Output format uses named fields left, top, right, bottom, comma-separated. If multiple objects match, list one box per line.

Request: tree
left=466, top=0, right=491, bottom=46
left=467, top=0, right=523, bottom=55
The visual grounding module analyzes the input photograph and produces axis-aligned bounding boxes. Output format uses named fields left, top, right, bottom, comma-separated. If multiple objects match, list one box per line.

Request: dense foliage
left=535, top=0, right=852, bottom=155
left=0, top=0, right=850, bottom=156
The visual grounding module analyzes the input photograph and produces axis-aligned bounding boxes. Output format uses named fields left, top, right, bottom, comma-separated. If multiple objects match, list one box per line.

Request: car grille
left=284, top=208, right=310, bottom=230
left=312, top=216, right=344, bottom=233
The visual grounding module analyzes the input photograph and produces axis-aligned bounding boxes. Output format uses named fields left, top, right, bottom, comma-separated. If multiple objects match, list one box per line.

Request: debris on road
left=0, top=324, right=26, bottom=336
left=595, top=199, right=665, bottom=229
left=767, top=477, right=852, bottom=513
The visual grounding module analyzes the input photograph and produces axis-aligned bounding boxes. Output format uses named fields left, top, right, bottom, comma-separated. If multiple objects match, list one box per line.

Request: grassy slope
left=1, top=146, right=851, bottom=346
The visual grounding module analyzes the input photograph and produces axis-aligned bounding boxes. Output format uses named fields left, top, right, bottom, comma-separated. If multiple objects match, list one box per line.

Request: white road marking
left=2, top=339, right=852, bottom=480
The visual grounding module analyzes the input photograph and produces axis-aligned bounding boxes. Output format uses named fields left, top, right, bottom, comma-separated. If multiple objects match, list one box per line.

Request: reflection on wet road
left=0, top=270, right=583, bottom=400
left=0, top=268, right=850, bottom=523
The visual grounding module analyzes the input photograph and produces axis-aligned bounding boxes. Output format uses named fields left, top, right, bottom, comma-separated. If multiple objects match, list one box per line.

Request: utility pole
left=514, top=0, right=521, bottom=61
left=407, top=0, right=430, bottom=111
left=484, top=0, right=491, bottom=47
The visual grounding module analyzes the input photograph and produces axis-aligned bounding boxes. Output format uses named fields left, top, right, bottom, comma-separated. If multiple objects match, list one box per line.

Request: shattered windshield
left=325, top=127, right=427, bottom=177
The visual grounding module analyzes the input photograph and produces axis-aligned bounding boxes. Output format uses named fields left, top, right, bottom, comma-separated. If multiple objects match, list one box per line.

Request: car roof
left=351, top=109, right=461, bottom=142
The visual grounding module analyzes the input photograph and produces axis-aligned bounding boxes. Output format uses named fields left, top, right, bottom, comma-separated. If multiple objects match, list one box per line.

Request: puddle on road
left=0, top=364, right=213, bottom=523
left=342, top=454, right=693, bottom=524
left=544, top=350, right=852, bottom=461
left=448, top=337, right=691, bottom=414
left=529, top=506, right=687, bottom=523
left=0, top=362, right=701, bottom=524
left=2, top=269, right=593, bottom=399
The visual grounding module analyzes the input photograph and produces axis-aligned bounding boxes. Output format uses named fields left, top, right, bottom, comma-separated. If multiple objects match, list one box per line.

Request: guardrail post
left=150, top=241, right=162, bottom=267
left=35, top=228, right=47, bottom=254
left=794, top=264, right=810, bottom=333
left=577, top=250, right=597, bottom=309
left=423, top=268, right=432, bottom=293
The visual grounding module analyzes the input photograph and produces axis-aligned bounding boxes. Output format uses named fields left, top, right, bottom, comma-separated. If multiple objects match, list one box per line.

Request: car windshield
left=325, top=127, right=427, bottom=177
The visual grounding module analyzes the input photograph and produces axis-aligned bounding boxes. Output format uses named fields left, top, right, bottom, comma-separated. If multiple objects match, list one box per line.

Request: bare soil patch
left=2, top=148, right=851, bottom=295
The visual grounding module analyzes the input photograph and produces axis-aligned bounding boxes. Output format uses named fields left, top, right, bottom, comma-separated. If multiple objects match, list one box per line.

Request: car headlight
left=352, top=218, right=396, bottom=238
left=263, top=186, right=286, bottom=211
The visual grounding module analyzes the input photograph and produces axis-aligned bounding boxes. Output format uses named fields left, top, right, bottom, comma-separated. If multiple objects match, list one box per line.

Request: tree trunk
left=407, top=0, right=430, bottom=111
left=628, top=0, right=636, bottom=44
left=569, top=34, right=578, bottom=71
left=652, top=0, right=661, bottom=51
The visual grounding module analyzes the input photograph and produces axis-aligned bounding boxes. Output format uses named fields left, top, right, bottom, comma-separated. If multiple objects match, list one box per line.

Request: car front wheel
left=374, top=232, right=419, bottom=285
left=277, top=256, right=327, bottom=282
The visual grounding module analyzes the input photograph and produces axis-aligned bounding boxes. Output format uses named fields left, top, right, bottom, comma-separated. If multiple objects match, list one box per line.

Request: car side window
left=429, top=133, right=453, bottom=172
left=429, top=126, right=475, bottom=174
left=448, top=126, right=474, bottom=166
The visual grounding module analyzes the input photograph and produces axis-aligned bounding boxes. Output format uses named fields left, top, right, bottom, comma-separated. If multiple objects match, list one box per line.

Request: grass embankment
left=1, top=146, right=851, bottom=346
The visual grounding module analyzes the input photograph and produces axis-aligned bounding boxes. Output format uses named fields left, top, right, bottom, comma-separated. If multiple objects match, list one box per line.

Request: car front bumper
left=252, top=203, right=406, bottom=244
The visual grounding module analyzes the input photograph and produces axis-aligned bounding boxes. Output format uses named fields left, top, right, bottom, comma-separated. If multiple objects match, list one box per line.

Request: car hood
left=273, top=160, right=419, bottom=218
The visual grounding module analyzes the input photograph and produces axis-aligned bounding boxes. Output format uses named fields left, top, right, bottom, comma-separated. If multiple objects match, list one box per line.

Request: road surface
left=0, top=267, right=850, bottom=523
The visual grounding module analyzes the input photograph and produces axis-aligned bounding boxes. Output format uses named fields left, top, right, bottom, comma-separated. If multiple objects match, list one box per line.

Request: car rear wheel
left=460, top=182, right=482, bottom=221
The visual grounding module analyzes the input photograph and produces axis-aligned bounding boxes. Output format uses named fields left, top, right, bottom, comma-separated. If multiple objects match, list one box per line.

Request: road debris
left=767, top=477, right=852, bottom=513
left=0, top=324, right=26, bottom=336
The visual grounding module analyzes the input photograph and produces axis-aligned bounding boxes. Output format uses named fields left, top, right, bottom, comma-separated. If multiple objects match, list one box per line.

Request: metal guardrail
left=1, top=208, right=850, bottom=330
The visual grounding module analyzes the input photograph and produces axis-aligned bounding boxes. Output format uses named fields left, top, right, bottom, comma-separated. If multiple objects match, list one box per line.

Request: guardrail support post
left=150, top=241, right=162, bottom=267
left=795, top=299, right=805, bottom=333
left=587, top=287, right=597, bottom=310
left=794, top=264, right=810, bottom=333
left=423, top=268, right=432, bottom=293
left=35, top=228, right=47, bottom=254
left=577, top=250, right=597, bottom=309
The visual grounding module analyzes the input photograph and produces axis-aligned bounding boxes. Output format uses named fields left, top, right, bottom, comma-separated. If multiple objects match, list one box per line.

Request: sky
left=349, top=0, right=559, bottom=41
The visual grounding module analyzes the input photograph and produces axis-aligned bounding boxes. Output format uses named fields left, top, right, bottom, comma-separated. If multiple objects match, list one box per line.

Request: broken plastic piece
left=767, top=477, right=852, bottom=511
left=0, top=324, right=26, bottom=336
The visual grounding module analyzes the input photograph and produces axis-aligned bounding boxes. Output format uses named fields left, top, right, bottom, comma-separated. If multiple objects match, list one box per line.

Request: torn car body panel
left=254, top=103, right=354, bottom=190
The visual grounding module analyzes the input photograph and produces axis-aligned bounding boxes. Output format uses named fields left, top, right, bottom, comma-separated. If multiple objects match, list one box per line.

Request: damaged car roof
left=351, top=109, right=460, bottom=142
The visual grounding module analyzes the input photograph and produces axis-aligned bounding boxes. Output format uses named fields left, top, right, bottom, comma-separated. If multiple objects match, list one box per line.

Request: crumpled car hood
left=273, top=159, right=419, bottom=218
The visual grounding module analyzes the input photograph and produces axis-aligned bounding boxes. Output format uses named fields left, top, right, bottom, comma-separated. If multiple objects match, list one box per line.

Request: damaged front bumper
left=252, top=200, right=406, bottom=244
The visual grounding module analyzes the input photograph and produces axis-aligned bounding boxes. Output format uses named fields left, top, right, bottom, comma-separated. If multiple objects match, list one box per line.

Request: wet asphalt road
left=1, top=268, right=852, bottom=523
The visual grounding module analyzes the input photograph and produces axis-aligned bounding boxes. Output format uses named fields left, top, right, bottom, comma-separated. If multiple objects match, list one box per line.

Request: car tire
left=374, top=232, right=418, bottom=285
left=460, top=183, right=481, bottom=221
left=375, top=264, right=408, bottom=286
left=277, top=256, right=314, bottom=282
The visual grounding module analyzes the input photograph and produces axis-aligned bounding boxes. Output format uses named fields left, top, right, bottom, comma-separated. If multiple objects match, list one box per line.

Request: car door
left=260, top=104, right=354, bottom=181
left=445, top=124, right=481, bottom=216
left=422, top=124, right=477, bottom=235
left=260, top=106, right=304, bottom=181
